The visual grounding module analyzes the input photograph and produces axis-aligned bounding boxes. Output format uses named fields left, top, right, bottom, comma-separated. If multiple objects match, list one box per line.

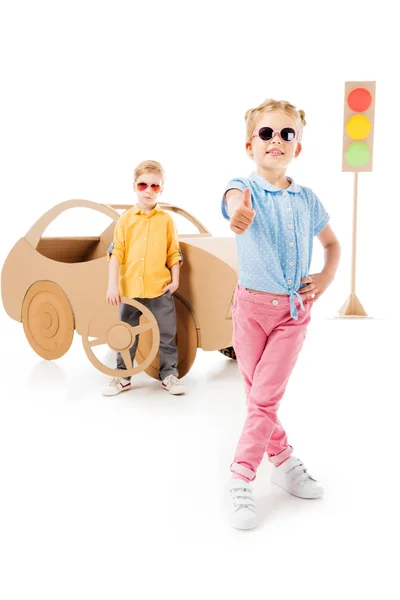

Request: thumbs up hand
left=230, top=188, right=255, bottom=234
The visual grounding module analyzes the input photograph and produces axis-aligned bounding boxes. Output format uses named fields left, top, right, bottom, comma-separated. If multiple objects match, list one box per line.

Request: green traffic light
left=345, top=142, right=370, bottom=167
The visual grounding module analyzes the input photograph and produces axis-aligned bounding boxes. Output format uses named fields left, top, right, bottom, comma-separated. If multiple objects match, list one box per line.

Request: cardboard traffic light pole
left=338, top=81, right=376, bottom=318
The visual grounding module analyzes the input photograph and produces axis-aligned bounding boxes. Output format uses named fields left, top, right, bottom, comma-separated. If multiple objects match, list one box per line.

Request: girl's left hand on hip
left=299, top=273, right=332, bottom=303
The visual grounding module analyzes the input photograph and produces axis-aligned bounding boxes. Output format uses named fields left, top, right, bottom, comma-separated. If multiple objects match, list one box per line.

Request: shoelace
left=110, top=377, right=123, bottom=385
left=229, top=484, right=256, bottom=512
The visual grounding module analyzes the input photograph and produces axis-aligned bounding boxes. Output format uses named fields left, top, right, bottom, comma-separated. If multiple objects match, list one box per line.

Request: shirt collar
left=250, top=171, right=301, bottom=194
left=131, top=203, right=161, bottom=216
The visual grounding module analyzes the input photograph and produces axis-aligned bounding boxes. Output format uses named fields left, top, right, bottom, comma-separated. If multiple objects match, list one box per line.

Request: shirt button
left=289, top=261, right=295, bottom=266
left=289, top=242, right=294, bottom=247
left=287, top=279, right=292, bottom=285
left=288, top=224, right=293, bottom=229
left=282, top=191, right=288, bottom=197
left=287, top=207, right=292, bottom=212
left=272, top=299, right=279, bottom=306
left=143, top=237, right=146, bottom=240
left=139, top=277, right=143, bottom=280
left=141, top=257, right=144, bottom=260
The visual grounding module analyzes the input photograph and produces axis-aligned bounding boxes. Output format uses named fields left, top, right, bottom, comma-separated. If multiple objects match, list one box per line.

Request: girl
left=222, top=100, right=341, bottom=529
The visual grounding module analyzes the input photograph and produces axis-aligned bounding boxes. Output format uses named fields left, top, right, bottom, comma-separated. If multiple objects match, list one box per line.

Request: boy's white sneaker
left=227, top=478, right=257, bottom=530
left=161, top=374, right=185, bottom=395
left=271, top=456, right=323, bottom=499
left=101, top=377, right=132, bottom=396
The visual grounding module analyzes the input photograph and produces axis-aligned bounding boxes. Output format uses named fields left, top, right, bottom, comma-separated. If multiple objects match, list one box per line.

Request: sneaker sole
left=101, top=385, right=132, bottom=397
left=231, top=517, right=257, bottom=530
left=161, top=385, right=185, bottom=395
left=271, top=480, right=324, bottom=499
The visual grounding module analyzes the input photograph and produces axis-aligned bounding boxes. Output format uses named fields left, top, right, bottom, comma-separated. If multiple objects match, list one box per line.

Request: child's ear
left=294, top=143, right=302, bottom=158
left=245, top=141, right=253, bottom=158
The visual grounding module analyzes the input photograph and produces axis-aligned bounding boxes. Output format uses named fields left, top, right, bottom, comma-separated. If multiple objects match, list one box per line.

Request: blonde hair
left=133, top=160, right=165, bottom=182
left=245, top=99, right=307, bottom=142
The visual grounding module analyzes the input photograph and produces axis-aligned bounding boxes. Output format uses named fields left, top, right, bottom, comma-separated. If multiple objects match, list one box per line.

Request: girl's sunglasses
left=252, top=127, right=298, bottom=143
left=136, top=182, right=162, bottom=193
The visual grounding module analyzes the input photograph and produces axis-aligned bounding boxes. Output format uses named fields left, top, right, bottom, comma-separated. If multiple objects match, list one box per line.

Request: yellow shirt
left=109, top=204, right=182, bottom=298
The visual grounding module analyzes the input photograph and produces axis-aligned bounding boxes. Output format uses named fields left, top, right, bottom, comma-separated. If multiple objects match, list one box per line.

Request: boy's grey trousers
left=117, top=291, right=178, bottom=381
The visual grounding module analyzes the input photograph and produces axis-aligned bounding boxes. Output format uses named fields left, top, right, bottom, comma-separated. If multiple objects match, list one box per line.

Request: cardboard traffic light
left=342, top=81, right=376, bottom=172
left=338, top=81, right=376, bottom=318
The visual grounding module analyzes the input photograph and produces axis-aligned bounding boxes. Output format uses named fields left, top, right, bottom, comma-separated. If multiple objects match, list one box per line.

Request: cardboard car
left=1, top=199, right=238, bottom=378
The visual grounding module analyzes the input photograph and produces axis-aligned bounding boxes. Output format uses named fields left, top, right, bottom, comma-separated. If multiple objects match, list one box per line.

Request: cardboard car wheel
left=82, top=297, right=160, bottom=377
left=22, top=281, right=75, bottom=360
left=136, top=296, right=197, bottom=380
left=218, top=346, right=236, bottom=360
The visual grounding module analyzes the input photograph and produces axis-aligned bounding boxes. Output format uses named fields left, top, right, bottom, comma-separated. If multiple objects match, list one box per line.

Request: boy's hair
left=245, top=99, right=307, bottom=142
left=134, top=160, right=165, bottom=182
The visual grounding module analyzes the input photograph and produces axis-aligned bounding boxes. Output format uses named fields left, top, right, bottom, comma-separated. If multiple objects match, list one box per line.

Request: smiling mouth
left=267, top=149, right=284, bottom=155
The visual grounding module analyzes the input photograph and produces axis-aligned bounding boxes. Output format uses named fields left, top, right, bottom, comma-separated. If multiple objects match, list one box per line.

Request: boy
left=102, top=160, right=185, bottom=396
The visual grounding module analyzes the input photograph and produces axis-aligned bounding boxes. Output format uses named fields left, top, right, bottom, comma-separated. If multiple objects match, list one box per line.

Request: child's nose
left=271, top=132, right=281, bottom=142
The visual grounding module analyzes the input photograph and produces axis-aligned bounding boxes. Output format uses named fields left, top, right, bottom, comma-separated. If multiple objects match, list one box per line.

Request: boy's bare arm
left=225, top=188, right=255, bottom=234
left=106, top=255, right=121, bottom=306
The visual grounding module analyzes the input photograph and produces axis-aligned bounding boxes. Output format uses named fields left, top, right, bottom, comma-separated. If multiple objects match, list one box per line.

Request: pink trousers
left=231, top=285, right=312, bottom=482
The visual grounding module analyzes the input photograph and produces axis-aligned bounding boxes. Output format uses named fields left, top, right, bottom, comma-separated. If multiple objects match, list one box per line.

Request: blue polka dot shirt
left=222, top=171, right=330, bottom=319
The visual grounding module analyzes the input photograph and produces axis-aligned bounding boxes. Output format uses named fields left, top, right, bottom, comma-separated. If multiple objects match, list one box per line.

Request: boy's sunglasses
left=252, top=127, right=298, bottom=143
left=136, top=182, right=162, bottom=193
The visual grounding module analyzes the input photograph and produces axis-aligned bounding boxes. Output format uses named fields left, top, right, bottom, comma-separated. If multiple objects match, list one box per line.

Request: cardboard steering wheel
left=82, top=297, right=160, bottom=377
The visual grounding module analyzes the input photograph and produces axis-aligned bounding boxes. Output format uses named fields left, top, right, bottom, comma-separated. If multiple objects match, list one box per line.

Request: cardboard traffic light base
left=338, top=293, right=368, bottom=317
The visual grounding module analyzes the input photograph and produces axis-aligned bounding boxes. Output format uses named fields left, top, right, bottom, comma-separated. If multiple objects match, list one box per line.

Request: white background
left=0, top=1, right=399, bottom=599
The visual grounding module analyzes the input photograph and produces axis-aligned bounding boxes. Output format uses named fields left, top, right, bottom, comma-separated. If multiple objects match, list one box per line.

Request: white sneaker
left=271, top=456, right=324, bottom=499
left=101, top=377, right=132, bottom=396
left=161, top=374, right=185, bottom=395
left=227, top=478, right=257, bottom=530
